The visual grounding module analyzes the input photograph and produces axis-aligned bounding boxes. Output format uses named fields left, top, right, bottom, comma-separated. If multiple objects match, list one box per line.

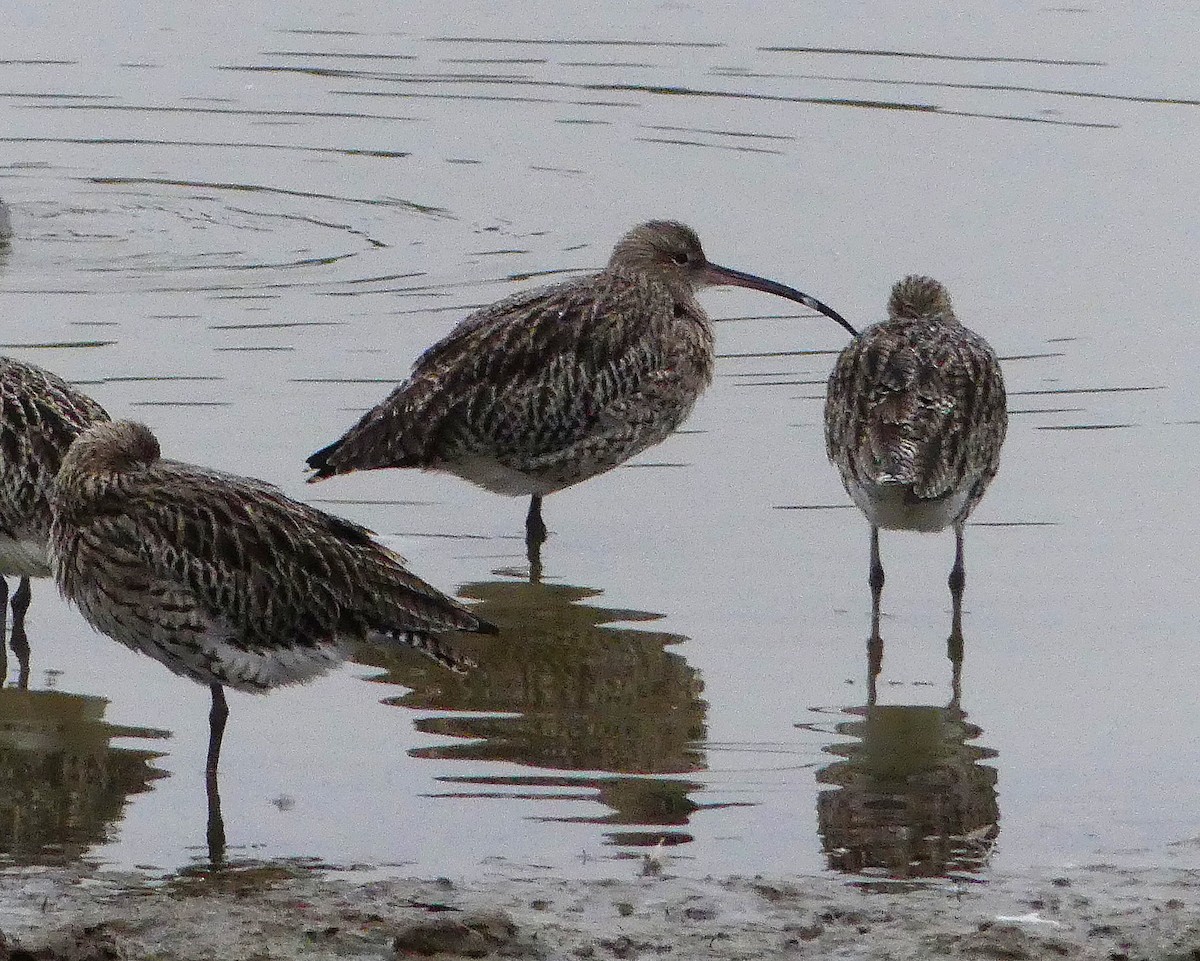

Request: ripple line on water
left=1036, top=423, right=1135, bottom=430
left=754, top=70, right=1200, bottom=108
left=1012, top=385, right=1162, bottom=396
left=636, top=136, right=785, bottom=155
left=29, top=102, right=425, bottom=124
left=0, top=339, right=113, bottom=349
left=209, top=321, right=345, bottom=330
left=426, top=36, right=723, bottom=49
left=758, top=45, right=1104, bottom=66
left=265, top=50, right=419, bottom=61
left=0, top=135, right=411, bottom=160
left=85, top=176, right=448, bottom=218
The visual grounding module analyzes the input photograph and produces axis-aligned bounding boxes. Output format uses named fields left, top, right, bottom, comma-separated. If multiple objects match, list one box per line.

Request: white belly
left=446, top=458, right=556, bottom=497
left=0, top=537, right=50, bottom=578
left=850, top=482, right=969, bottom=533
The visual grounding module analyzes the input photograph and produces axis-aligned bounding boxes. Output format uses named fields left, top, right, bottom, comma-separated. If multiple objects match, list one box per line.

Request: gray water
left=1, top=1, right=1198, bottom=880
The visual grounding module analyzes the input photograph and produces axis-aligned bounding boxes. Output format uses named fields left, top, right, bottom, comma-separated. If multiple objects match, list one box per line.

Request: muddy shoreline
left=2, top=861, right=1197, bottom=960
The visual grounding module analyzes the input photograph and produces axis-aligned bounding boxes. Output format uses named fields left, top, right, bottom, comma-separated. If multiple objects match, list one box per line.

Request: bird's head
left=59, top=420, right=162, bottom=480
left=888, top=275, right=956, bottom=322
left=608, top=220, right=858, bottom=336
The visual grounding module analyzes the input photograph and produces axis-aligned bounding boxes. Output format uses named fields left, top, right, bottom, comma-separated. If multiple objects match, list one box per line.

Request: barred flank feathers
left=51, top=420, right=493, bottom=694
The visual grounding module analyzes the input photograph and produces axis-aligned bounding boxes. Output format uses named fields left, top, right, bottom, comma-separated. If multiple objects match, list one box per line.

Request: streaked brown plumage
left=50, top=420, right=495, bottom=775
left=824, top=276, right=1007, bottom=643
left=307, top=221, right=855, bottom=568
left=0, top=356, right=109, bottom=674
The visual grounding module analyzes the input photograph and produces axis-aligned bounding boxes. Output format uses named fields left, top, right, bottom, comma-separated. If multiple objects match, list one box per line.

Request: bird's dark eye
left=672, top=252, right=689, bottom=266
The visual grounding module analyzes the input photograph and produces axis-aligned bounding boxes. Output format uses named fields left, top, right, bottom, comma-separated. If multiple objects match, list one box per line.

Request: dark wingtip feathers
left=305, top=440, right=341, bottom=482
left=473, top=615, right=500, bottom=636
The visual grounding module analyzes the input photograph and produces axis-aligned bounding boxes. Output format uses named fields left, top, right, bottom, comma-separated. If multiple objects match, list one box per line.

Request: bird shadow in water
left=0, top=681, right=169, bottom=866
left=814, top=636, right=999, bottom=881
left=356, top=566, right=729, bottom=852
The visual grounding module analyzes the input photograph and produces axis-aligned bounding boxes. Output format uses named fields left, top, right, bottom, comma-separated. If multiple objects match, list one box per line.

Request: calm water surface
left=1, top=1, right=1198, bottom=880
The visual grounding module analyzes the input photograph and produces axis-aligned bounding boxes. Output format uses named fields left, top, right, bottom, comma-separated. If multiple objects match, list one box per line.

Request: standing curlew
left=824, top=276, right=1007, bottom=650
left=49, top=420, right=496, bottom=779
left=306, top=221, right=856, bottom=572
left=0, top=357, right=108, bottom=676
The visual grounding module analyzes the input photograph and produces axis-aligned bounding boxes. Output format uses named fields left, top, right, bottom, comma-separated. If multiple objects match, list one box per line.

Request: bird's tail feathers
left=378, top=629, right=478, bottom=674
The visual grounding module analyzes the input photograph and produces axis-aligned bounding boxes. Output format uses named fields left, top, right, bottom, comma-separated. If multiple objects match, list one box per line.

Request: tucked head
left=608, top=220, right=858, bottom=336
left=59, top=420, right=162, bottom=478
left=888, top=275, right=955, bottom=321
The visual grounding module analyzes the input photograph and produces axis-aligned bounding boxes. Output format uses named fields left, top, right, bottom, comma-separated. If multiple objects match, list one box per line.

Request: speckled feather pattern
left=51, top=421, right=491, bottom=693
left=308, top=229, right=716, bottom=496
left=0, top=357, right=109, bottom=577
left=824, top=277, right=1007, bottom=527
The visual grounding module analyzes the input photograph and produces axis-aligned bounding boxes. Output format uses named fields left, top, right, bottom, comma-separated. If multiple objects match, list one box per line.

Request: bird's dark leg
left=207, top=684, right=228, bottom=776
left=206, top=683, right=228, bottom=865
left=866, top=526, right=884, bottom=706
left=526, top=495, right=547, bottom=583
left=9, top=577, right=31, bottom=671
left=869, top=526, right=884, bottom=645
left=0, top=575, right=8, bottom=684
left=206, top=769, right=227, bottom=868
left=947, top=523, right=966, bottom=707
left=11, top=576, right=30, bottom=623
left=948, top=524, right=965, bottom=646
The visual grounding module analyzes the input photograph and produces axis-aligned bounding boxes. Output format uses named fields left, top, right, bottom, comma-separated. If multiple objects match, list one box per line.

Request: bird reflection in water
left=0, top=680, right=168, bottom=866
left=360, top=572, right=719, bottom=851
left=814, top=646, right=999, bottom=880
left=1, top=614, right=29, bottom=691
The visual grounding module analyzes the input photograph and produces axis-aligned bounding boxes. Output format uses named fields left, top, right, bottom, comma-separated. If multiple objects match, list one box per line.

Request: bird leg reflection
left=948, top=637, right=964, bottom=709
left=867, top=634, right=882, bottom=707
left=525, top=495, right=547, bottom=584
left=9, top=576, right=30, bottom=670
left=9, top=617, right=29, bottom=690
left=1, top=576, right=32, bottom=688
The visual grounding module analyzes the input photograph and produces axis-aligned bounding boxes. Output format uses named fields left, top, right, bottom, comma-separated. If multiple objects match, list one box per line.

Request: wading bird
left=50, top=420, right=495, bottom=779
left=0, top=357, right=108, bottom=675
left=824, top=276, right=1007, bottom=649
left=307, top=221, right=856, bottom=573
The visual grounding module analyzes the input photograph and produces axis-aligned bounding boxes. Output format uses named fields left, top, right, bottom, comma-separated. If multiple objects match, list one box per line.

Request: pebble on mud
left=929, top=921, right=1076, bottom=959
left=392, top=910, right=533, bottom=958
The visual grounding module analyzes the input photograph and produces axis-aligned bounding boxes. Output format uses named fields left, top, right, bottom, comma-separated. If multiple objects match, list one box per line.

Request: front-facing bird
left=307, top=221, right=856, bottom=568
left=49, top=420, right=495, bottom=776
left=824, top=276, right=1007, bottom=646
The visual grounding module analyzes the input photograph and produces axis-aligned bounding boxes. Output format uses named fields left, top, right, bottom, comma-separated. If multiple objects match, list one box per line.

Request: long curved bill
left=705, top=262, right=858, bottom=337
